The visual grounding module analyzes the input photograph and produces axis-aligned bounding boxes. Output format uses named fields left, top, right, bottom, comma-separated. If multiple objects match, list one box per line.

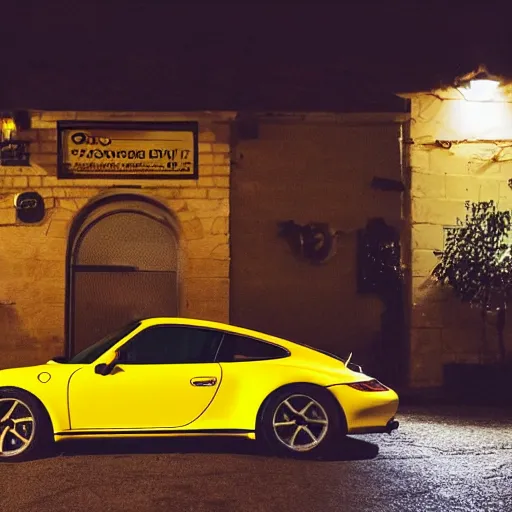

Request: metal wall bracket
left=0, top=140, right=31, bottom=166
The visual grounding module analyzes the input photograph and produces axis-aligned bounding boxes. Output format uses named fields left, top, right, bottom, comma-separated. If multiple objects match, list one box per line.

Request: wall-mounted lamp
left=1, top=117, right=17, bottom=140
left=0, top=112, right=31, bottom=166
left=454, top=64, right=501, bottom=102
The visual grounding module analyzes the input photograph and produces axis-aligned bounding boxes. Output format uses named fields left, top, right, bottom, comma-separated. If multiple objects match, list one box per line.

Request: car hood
left=0, top=362, right=81, bottom=384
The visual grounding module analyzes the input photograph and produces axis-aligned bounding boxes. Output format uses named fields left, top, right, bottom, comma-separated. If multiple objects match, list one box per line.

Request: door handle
left=190, top=377, right=217, bottom=387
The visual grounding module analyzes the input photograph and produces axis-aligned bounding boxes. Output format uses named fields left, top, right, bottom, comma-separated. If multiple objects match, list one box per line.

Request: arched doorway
left=66, top=193, right=180, bottom=357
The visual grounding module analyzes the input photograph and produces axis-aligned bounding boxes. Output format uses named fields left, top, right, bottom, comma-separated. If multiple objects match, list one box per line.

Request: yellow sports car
left=0, top=318, right=399, bottom=462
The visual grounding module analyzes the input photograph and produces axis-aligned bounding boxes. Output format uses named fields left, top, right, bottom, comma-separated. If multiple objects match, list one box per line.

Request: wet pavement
left=1, top=406, right=511, bottom=512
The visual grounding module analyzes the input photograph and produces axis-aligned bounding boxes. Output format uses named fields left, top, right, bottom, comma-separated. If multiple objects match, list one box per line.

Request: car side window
left=215, top=333, right=289, bottom=362
left=117, top=326, right=223, bottom=364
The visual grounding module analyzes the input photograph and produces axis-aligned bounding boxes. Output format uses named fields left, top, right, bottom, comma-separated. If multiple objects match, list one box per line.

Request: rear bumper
left=348, top=418, right=400, bottom=435
left=327, top=384, right=399, bottom=435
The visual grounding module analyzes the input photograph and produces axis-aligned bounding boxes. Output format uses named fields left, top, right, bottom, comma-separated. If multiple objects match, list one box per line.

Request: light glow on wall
left=458, top=78, right=500, bottom=102
left=451, top=98, right=509, bottom=139
left=440, top=65, right=512, bottom=139
left=455, top=64, right=502, bottom=102
left=427, top=85, right=512, bottom=141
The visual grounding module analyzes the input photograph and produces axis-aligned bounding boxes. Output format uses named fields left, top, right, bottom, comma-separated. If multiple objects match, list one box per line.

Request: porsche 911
left=0, top=317, right=399, bottom=461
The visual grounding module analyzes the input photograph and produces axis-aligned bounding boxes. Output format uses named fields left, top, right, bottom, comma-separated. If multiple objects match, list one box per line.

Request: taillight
left=348, top=379, right=388, bottom=392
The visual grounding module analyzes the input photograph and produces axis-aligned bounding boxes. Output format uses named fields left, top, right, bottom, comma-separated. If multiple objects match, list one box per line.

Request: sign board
left=57, top=121, right=198, bottom=179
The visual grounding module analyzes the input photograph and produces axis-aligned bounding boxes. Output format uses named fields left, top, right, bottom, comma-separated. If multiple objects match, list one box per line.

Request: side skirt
left=54, top=428, right=256, bottom=441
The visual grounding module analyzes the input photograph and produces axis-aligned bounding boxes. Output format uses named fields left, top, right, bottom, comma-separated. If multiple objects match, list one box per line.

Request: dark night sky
left=3, top=3, right=512, bottom=111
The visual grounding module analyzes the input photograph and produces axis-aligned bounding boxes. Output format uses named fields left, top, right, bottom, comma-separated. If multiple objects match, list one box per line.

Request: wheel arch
left=0, top=386, right=55, bottom=433
left=254, top=382, right=348, bottom=434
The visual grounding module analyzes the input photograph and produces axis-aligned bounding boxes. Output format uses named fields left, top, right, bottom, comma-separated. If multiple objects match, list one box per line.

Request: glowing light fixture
left=0, top=112, right=31, bottom=166
left=1, top=117, right=16, bottom=141
left=455, top=64, right=501, bottom=101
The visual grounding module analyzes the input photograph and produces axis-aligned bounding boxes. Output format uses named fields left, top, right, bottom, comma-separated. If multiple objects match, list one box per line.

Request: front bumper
left=327, top=383, right=399, bottom=435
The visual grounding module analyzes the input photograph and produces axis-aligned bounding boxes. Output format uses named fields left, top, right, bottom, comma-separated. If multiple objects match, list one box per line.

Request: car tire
left=257, top=384, right=345, bottom=458
left=0, top=388, right=54, bottom=462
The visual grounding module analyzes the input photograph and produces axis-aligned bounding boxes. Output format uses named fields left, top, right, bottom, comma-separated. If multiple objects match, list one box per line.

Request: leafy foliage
left=433, top=200, right=512, bottom=312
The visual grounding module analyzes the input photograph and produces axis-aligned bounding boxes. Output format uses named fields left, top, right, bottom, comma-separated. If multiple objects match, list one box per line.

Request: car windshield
left=68, top=321, right=141, bottom=364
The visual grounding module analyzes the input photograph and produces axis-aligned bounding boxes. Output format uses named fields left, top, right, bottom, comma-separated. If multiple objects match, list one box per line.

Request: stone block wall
left=0, top=110, right=233, bottom=369
left=408, top=91, right=512, bottom=387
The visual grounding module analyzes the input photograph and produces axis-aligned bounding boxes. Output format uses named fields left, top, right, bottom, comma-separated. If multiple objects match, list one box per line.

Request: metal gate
left=68, top=201, right=179, bottom=356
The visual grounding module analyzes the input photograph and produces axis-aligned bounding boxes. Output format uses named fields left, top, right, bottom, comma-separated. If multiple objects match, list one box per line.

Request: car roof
left=134, top=317, right=344, bottom=368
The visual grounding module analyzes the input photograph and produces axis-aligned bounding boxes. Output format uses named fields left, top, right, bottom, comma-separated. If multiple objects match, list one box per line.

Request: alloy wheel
left=0, top=398, right=36, bottom=458
left=272, top=394, right=329, bottom=452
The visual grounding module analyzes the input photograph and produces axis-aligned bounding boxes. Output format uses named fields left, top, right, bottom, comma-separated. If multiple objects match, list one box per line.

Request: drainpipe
left=399, top=98, right=413, bottom=391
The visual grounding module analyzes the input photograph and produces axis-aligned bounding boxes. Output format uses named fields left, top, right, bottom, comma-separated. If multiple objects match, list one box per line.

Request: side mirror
left=94, top=352, right=120, bottom=376
left=94, top=363, right=111, bottom=376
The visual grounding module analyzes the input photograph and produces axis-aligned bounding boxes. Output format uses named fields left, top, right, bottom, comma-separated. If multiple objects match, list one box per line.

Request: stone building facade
left=405, top=87, right=512, bottom=387
left=3, top=92, right=508, bottom=389
left=0, top=110, right=233, bottom=368
left=0, top=108, right=410, bottom=381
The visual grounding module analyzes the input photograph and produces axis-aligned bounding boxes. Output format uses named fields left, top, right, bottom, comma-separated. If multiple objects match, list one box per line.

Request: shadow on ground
left=52, top=436, right=379, bottom=462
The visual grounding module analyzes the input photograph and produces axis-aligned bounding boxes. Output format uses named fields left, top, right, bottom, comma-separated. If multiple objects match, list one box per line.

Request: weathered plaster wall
left=0, top=111, right=232, bottom=369
left=409, top=90, right=512, bottom=387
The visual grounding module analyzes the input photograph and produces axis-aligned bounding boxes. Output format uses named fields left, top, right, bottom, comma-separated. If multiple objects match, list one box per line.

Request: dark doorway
left=66, top=194, right=180, bottom=357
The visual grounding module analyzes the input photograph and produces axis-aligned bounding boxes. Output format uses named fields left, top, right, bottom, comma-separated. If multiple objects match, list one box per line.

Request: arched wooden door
left=67, top=196, right=179, bottom=356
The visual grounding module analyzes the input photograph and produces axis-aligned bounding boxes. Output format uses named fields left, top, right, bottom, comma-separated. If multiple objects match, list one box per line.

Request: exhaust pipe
left=386, top=418, right=399, bottom=434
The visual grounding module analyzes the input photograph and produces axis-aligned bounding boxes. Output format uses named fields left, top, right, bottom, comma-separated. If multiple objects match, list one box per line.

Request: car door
left=67, top=324, right=223, bottom=430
